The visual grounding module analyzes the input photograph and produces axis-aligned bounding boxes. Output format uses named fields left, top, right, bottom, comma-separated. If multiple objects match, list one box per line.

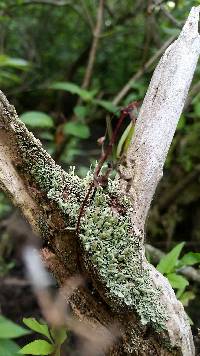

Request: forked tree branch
left=0, top=6, right=199, bottom=356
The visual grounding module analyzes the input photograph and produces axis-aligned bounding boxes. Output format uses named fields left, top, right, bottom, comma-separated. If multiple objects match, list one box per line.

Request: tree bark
left=0, top=6, right=200, bottom=356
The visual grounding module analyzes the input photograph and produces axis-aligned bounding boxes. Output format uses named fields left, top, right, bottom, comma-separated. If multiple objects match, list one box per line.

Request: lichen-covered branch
left=0, top=92, right=194, bottom=354
left=0, top=7, right=198, bottom=356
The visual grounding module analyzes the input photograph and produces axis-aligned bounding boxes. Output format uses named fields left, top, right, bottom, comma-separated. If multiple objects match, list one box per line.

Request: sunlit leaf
left=20, top=112, right=54, bottom=129
left=23, top=318, right=51, bottom=341
left=167, top=273, right=189, bottom=290
left=179, top=252, right=200, bottom=267
left=0, top=55, right=29, bottom=69
left=157, top=242, right=185, bottom=274
left=19, top=340, right=55, bottom=355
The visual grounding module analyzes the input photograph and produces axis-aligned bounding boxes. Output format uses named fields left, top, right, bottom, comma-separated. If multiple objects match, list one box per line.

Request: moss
left=13, top=119, right=168, bottom=331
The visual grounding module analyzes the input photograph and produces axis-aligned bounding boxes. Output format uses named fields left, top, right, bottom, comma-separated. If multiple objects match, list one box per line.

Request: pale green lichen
left=14, top=123, right=169, bottom=331
left=78, top=179, right=169, bottom=330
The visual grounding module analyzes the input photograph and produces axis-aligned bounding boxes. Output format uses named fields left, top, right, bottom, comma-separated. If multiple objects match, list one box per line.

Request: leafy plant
left=0, top=315, right=30, bottom=356
left=157, top=242, right=200, bottom=306
left=19, top=318, right=67, bottom=356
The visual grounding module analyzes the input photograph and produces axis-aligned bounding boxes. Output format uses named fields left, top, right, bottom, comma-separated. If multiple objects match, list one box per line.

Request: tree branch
left=121, top=6, right=200, bottom=233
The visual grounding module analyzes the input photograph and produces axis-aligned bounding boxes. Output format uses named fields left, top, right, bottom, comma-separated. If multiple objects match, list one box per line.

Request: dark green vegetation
left=0, top=0, right=200, bottom=354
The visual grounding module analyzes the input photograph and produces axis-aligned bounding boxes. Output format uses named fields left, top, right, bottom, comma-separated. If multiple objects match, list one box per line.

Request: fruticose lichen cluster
left=14, top=119, right=169, bottom=331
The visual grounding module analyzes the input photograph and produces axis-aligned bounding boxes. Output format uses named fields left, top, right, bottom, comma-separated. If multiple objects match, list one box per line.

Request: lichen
left=78, top=178, right=169, bottom=330
left=13, top=120, right=169, bottom=331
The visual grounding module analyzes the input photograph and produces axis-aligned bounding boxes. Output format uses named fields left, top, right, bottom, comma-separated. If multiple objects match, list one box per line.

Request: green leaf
left=19, top=340, right=55, bottom=355
left=0, top=339, right=20, bottom=356
left=23, top=318, right=51, bottom=341
left=167, top=273, right=189, bottom=290
left=116, top=122, right=134, bottom=158
left=73, top=105, right=88, bottom=119
left=50, top=82, right=96, bottom=101
left=157, top=242, right=185, bottom=274
left=20, top=112, right=54, bottom=129
left=0, top=55, right=29, bottom=69
left=63, top=122, right=90, bottom=139
left=179, top=291, right=195, bottom=307
left=93, top=99, right=117, bottom=113
left=179, top=252, right=200, bottom=267
left=0, top=316, right=30, bottom=338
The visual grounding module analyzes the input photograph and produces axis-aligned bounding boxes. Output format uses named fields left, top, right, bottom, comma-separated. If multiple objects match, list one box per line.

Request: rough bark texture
left=0, top=6, right=199, bottom=356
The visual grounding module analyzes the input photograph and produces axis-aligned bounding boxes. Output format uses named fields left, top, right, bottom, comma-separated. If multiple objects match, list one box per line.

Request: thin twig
left=160, top=5, right=182, bottom=28
left=81, top=0, right=105, bottom=90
